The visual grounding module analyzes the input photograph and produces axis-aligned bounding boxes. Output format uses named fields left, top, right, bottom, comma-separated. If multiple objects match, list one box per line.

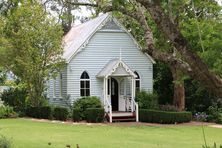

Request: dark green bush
left=26, top=107, right=38, bottom=118
left=73, top=96, right=102, bottom=120
left=53, top=106, right=69, bottom=121
left=0, top=87, right=27, bottom=112
left=139, top=109, right=192, bottom=124
left=0, top=105, right=17, bottom=119
left=39, top=106, right=52, bottom=119
left=0, top=135, right=12, bottom=148
left=159, top=104, right=179, bottom=112
left=26, top=106, right=52, bottom=119
left=85, top=108, right=104, bottom=123
left=135, top=91, right=158, bottom=109
left=207, top=104, right=222, bottom=124
left=72, top=108, right=81, bottom=122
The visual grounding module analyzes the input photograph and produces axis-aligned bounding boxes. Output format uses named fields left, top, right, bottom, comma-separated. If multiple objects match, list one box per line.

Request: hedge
left=85, top=108, right=104, bottom=123
left=26, top=106, right=52, bottom=119
left=139, top=109, right=192, bottom=124
left=72, top=108, right=81, bottom=122
left=73, top=96, right=102, bottom=120
left=53, top=107, right=69, bottom=121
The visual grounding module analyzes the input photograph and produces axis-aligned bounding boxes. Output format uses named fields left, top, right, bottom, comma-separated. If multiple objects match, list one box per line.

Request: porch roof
left=97, top=59, right=137, bottom=78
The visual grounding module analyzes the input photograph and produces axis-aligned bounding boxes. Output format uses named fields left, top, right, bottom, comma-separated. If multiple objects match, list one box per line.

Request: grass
left=0, top=119, right=222, bottom=148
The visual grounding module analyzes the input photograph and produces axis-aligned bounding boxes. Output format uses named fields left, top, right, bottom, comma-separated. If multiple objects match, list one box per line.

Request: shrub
left=73, top=96, right=102, bottom=120
left=26, top=106, right=52, bottom=119
left=135, top=91, right=158, bottom=109
left=0, top=87, right=27, bottom=111
left=53, top=106, right=69, bottom=121
left=159, top=104, right=179, bottom=112
left=0, top=135, right=12, bottom=148
left=207, top=104, right=222, bottom=124
left=0, top=105, right=17, bottom=119
left=85, top=108, right=104, bottom=123
left=37, top=106, right=52, bottom=119
left=139, top=109, right=192, bottom=124
left=72, top=108, right=81, bottom=122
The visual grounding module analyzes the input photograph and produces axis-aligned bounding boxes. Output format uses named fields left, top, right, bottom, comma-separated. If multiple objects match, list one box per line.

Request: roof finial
left=119, top=48, right=122, bottom=61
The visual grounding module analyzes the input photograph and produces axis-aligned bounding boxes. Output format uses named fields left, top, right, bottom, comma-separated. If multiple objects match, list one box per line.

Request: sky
left=74, top=0, right=222, bottom=25
left=217, top=0, right=222, bottom=5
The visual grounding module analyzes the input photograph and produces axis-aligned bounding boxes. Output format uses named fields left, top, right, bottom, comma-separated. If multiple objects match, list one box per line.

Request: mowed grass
left=0, top=119, right=222, bottom=148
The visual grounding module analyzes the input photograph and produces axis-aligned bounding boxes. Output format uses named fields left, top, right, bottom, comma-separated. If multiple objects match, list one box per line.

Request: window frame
left=80, top=71, right=90, bottom=97
left=134, top=71, right=140, bottom=92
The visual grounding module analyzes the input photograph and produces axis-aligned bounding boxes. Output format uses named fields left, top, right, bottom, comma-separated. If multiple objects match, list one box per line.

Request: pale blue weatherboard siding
left=48, top=66, right=68, bottom=106
left=66, top=31, right=153, bottom=104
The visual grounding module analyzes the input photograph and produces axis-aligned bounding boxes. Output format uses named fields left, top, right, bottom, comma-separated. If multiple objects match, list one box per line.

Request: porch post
left=103, top=77, right=106, bottom=106
left=131, top=76, right=135, bottom=112
left=105, top=77, right=112, bottom=122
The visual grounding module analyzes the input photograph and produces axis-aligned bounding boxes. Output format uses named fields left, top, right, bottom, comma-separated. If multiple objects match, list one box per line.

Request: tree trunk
left=136, top=0, right=222, bottom=98
left=171, top=66, right=185, bottom=111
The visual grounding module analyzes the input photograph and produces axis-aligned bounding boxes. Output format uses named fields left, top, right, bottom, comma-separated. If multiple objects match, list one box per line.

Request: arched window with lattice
left=80, top=71, right=90, bottom=97
left=134, top=71, right=140, bottom=92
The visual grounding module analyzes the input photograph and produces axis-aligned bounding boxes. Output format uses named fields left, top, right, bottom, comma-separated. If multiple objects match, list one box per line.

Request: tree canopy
left=0, top=1, right=64, bottom=106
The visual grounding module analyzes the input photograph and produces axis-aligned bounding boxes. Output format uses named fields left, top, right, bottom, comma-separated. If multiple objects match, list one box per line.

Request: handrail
left=105, top=97, right=112, bottom=123
left=131, top=98, right=139, bottom=122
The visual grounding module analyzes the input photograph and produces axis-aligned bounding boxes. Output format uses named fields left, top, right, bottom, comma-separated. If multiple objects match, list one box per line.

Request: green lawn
left=0, top=119, right=222, bottom=148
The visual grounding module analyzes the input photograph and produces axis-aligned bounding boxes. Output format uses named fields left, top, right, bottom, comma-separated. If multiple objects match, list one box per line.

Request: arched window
left=80, top=71, right=90, bottom=97
left=134, top=71, right=140, bottom=92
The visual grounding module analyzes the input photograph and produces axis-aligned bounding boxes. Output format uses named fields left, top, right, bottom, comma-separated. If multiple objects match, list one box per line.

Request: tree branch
left=64, top=1, right=98, bottom=7
left=135, top=0, right=222, bottom=97
left=101, top=3, right=192, bottom=74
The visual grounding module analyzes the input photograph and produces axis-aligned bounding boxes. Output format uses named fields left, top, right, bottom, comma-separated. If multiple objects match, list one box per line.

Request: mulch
left=21, top=117, right=221, bottom=128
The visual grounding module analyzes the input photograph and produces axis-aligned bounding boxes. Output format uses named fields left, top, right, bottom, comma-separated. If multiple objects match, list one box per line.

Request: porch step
left=107, top=112, right=136, bottom=122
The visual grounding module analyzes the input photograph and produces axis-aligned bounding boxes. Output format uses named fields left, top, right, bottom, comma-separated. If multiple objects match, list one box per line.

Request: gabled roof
left=63, top=13, right=110, bottom=62
left=62, top=13, right=155, bottom=64
left=97, top=59, right=137, bottom=78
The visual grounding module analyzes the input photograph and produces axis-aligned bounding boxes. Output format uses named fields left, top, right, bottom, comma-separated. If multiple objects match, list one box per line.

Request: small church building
left=47, top=13, right=155, bottom=122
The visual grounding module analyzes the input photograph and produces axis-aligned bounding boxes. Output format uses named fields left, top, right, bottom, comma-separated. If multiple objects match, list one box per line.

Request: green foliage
left=0, top=67, right=6, bottom=85
left=0, top=1, right=64, bottom=106
left=0, top=105, right=17, bottom=119
left=159, top=104, right=179, bottom=112
left=185, top=79, right=216, bottom=113
left=26, top=106, right=52, bottom=119
left=53, top=107, right=69, bottom=121
left=179, top=0, right=222, bottom=77
left=72, top=108, right=81, bottom=122
left=85, top=108, right=104, bottom=123
left=139, top=109, right=192, bottom=124
left=0, top=87, right=27, bottom=112
left=0, top=135, right=12, bottom=148
left=73, top=96, right=102, bottom=119
left=207, top=104, right=222, bottom=124
left=153, top=61, right=173, bottom=104
left=135, top=91, right=158, bottom=109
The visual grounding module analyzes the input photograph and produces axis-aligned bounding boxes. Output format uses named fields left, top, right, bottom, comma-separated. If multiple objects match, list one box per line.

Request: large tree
left=81, top=0, right=222, bottom=98
left=55, top=0, right=222, bottom=106
left=0, top=1, right=64, bottom=106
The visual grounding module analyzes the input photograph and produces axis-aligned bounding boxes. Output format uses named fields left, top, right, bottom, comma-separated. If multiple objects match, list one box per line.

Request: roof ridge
left=63, top=13, right=110, bottom=61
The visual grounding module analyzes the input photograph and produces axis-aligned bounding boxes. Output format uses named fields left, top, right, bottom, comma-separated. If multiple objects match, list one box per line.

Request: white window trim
left=80, top=71, right=91, bottom=97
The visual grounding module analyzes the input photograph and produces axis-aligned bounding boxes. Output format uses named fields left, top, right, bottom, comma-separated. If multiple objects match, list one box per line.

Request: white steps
left=107, top=112, right=136, bottom=122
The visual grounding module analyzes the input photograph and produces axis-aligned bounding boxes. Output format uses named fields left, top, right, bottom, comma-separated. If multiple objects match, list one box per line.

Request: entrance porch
left=97, top=59, right=139, bottom=122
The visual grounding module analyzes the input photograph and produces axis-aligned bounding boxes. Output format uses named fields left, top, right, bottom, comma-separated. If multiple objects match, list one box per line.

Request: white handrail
left=105, top=97, right=112, bottom=123
left=131, top=98, right=139, bottom=122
